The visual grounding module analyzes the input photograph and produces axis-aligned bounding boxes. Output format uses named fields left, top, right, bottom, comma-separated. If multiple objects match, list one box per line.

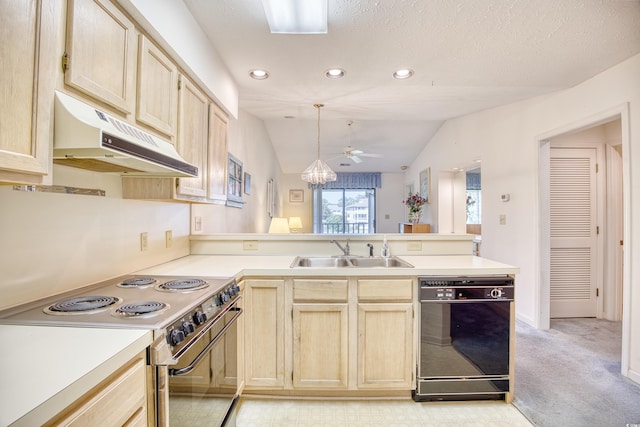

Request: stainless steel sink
left=291, top=257, right=352, bottom=268
left=290, top=256, right=413, bottom=268
left=348, top=256, right=414, bottom=268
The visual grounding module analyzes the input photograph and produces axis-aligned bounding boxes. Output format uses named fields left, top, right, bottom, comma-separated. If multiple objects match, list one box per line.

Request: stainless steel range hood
left=53, top=91, right=198, bottom=177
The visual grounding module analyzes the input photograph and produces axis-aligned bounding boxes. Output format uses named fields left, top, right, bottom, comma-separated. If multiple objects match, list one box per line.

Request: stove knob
left=233, top=284, right=241, bottom=294
left=228, top=287, right=237, bottom=296
left=168, top=329, right=185, bottom=346
left=214, top=294, right=223, bottom=306
left=181, top=321, right=195, bottom=335
left=221, top=292, right=230, bottom=303
left=193, top=310, right=207, bottom=325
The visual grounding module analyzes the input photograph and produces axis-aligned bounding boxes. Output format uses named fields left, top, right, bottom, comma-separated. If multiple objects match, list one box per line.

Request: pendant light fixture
left=301, top=103, right=337, bottom=184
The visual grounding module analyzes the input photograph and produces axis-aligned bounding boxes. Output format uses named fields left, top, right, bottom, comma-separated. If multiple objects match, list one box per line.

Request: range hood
left=53, top=91, right=198, bottom=177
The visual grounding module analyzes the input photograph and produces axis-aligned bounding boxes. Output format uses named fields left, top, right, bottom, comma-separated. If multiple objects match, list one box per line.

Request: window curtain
left=466, top=172, right=481, bottom=190
left=309, top=173, right=381, bottom=189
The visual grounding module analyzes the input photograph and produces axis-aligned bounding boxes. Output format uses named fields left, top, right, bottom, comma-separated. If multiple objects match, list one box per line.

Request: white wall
left=0, top=175, right=190, bottom=310
left=192, top=110, right=283, bottom=234
left=407, top=53, right=640, bottom=382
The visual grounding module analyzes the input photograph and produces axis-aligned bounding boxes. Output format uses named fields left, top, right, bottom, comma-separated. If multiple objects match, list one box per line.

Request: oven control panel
left=165, top=281, right=241, bottom=351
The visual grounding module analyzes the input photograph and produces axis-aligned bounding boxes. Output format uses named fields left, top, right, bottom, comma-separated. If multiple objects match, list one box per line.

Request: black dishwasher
left=414, top=276, right=514, bottom=401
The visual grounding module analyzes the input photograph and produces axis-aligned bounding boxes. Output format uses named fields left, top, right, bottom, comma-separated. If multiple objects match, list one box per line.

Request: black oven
left=414, top=276, right=514, bottom=401
left=153, top=293, right=242, bottom=427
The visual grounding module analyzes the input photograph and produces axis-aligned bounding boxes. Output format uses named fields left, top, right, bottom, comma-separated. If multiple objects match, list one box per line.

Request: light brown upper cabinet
left=0, top=0, right=58, bottom=184
left=175, top=75, right=209, bottom=199
left=208, top=104, right=229, bottom=202
left=136, top=35, right=178, bottom=138
left=64, top=0, right=137, bottom=115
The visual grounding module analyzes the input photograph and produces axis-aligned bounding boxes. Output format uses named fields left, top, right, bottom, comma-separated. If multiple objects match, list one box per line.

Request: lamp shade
left=268, top=217, right=290, bottom=233
left=288, top=217, right=303, bottom=232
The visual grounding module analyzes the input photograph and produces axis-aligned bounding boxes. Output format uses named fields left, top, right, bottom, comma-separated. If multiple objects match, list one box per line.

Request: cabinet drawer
left=46, top=355, right=147, bottom=426
left=357, top=279, right=413, bottom=302
left=293, top=279, right=348, bottom=302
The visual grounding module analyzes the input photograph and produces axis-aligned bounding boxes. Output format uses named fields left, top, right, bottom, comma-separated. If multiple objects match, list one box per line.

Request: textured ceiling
left=183, top=0, right=640, bottom=174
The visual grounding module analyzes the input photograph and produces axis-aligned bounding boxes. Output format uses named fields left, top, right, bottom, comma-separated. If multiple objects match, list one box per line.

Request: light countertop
left=137, top=254, right=519, bottom=277
left=0, top=326, right=151, bottom=427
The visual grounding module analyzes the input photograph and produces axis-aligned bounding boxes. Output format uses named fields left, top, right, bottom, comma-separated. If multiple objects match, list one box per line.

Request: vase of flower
left=403, top=192, right=428, bottom=224
left=409, top=209, right=422, bottom=224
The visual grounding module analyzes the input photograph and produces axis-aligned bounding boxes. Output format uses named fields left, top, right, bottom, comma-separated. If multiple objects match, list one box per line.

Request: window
left=227, top=153, right=243, bottom=208
left=313, top=188, right=376, bottom=234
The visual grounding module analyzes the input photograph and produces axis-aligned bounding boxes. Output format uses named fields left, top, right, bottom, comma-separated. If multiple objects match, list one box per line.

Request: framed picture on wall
left=420, top=168, right=431, bottom=203
left=289, top=189, right=304, bottom=203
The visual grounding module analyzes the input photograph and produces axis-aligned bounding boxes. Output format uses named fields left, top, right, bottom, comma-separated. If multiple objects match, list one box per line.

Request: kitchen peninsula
left=1, top=233, right=518, bottom=425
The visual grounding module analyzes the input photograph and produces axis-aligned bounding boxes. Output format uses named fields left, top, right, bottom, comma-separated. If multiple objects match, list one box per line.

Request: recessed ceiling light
left=393, top=68, right=414, bottom=79
left=325, top=68, right=345, bottom=79
left=249, top=69, right=269, bottom=80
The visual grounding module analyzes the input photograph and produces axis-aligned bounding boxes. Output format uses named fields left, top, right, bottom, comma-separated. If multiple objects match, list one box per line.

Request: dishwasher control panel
left=419, top=276, right=514, bottom=301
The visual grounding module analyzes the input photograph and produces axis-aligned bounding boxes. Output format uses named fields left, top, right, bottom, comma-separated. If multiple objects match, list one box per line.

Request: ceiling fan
left=336, top=121, right=382, bottom=164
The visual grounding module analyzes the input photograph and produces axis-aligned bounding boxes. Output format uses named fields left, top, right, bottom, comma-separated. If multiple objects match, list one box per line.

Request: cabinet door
left=292, top=304, right=348, bottom=389
left=176, top=75, right=208, bottom=198
left=136, top=35, right=178, bottom=137
left=65, top=0, right=137, bottom=114
left=0, top=0, right=56, bottom=184
left=208, top=104, right=228, bottom=202
left=357, top=303, right=413, bottom=388
left=244, top=279, right=285, bottom=388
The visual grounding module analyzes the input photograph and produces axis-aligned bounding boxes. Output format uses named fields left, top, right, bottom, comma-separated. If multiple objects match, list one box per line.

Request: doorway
left=537, top=104, right=630, bottom=377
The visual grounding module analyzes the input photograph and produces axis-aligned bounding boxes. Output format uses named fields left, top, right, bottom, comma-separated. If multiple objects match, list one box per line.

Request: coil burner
left=113, top=301, right=169, bottom=318
left=156, top=278, right=209, bottom=292
left=118, top=277, right=157, bottom=288
left=44, top=295, right=122, bottom=315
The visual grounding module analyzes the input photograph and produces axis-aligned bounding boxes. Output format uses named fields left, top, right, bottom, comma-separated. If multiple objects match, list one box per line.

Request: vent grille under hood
left=53, top=91, right=198, bottom=177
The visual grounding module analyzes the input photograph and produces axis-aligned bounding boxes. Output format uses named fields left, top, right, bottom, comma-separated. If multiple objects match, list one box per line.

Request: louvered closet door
left=550, top=147, right=597, bottom=318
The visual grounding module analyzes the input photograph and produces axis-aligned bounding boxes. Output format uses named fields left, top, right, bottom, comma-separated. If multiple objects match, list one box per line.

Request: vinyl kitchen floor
left=236, top=398, right=533, bottom=426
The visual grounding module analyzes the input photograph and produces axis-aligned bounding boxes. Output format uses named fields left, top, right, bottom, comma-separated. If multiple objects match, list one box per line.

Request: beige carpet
left=513, top=318, right=640, bottom=427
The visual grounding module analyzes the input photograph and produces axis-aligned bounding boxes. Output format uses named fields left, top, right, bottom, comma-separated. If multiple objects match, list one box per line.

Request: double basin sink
left=291, top=255, right=414, bottom=268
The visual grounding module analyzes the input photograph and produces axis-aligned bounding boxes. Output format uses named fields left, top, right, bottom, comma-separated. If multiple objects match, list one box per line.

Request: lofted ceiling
left=183, top=0, right=640, bottom=174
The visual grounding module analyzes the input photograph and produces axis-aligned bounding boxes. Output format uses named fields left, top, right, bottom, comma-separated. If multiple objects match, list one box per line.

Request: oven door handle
left=168, top=305, right=243, bottom=376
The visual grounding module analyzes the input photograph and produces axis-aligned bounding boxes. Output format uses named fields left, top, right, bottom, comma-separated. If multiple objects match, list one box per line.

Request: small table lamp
left=268, top=217, right=290, bottom=233
left=288, top=217, right=303, bottom=233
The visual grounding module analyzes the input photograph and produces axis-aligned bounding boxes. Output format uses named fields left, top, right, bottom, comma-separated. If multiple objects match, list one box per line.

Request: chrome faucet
left=330, top=238, right=350, bottom=256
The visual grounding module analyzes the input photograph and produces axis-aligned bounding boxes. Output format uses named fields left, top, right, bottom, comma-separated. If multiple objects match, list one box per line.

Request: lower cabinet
left=292, top=279, right=349, bottom=389
left=45, top=351, right=147, bottom=426
left=357, top=303, right=413, bottom=388
left=243, top=279, right=285, bottom=388
left=357, top=278, right=414, bottom=389
left=243, top=276, right=415, bottom=394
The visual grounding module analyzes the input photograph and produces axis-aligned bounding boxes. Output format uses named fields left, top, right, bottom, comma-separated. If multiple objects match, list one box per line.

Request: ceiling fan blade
left=351, top=155, right=363, bottom=163
left=360, top=153, right=382, bottom=158
left=350, top=149, right=364, bottom=155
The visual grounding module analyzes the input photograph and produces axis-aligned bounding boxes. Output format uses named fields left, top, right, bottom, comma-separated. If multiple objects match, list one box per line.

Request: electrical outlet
left=243, top=240, right=259, bottom=251
left=140, top=232, right=148, bottom=251
left=165, top=230, right=172, bottom=248
left=407, top=241, right=422, bottom=251
left=499, top=214, right=507, bottom=225
left=194, top=216, right=203, bottom=233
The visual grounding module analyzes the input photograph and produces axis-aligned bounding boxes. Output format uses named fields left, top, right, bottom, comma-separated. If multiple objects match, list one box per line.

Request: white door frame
left=536, top=103, right=631, bottom=377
